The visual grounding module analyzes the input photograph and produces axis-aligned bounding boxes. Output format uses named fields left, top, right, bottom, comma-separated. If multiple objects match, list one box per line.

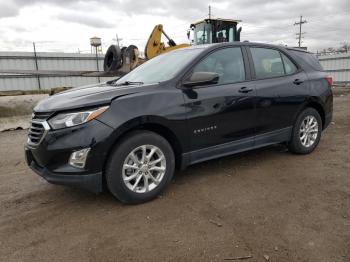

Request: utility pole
left=32, top=42, right=41, bottom=90
left=294, top=15, right=307, bottom=47
left=115, top=34, right=123, bottom=47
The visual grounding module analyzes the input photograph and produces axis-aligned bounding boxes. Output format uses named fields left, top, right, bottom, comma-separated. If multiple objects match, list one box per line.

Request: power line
left=294, top=15, right=307, bottom=47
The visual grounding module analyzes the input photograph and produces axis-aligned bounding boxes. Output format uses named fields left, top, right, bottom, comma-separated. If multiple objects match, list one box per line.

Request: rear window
left=289, top=50, right=323, bottom=71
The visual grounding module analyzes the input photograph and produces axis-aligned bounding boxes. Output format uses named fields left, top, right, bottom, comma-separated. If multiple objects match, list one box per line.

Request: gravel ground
left=0, top=88, right=349, bottom=262
left=0, top=94, right=48, bottom=131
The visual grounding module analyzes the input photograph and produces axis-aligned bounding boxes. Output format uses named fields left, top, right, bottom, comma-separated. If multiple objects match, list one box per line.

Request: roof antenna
left=208, top=5, right=211, bottom=19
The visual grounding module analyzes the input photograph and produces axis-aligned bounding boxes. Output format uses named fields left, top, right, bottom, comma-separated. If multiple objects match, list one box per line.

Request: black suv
left=25, top=42, right=333, bottom=204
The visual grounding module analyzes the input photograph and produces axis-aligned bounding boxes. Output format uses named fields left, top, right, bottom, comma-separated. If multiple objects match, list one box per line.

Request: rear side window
left=250, top=48, right=285, bottom=79
left=193, top=47, right=245, bottom=84
left=281, top=53, right=297, bottom=74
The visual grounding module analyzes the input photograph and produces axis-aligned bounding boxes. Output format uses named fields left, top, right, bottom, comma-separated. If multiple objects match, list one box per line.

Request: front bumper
left=26, top=149, right=102, bottom=193
left=25, top=119, right=116, bottom=194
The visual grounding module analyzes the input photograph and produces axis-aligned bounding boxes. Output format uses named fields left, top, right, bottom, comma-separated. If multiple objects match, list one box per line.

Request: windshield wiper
left=106, top=79, right=118, bottom=85
left=115, top=81, right=144, bottom=86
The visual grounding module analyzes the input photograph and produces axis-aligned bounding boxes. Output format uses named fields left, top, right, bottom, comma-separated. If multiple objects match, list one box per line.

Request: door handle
left=238, top=86, right=253, bottom=93
left=293, top=79, right=304, bottom=85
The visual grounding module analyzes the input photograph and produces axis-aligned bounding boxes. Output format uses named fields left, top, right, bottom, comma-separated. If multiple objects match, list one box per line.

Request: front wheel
left=105, top=131, right=175, bottom=204
left=288, top=108, right=322, bottom=154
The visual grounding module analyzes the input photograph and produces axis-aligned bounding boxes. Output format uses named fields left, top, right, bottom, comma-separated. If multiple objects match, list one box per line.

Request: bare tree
left=318, top=43, right=350, bottom=55
left=338, top=42, right=350, bottom=53
left=327, top=47, right=336, bottom=54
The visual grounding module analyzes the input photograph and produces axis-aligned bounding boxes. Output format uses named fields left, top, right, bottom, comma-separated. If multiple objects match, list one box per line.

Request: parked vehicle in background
left=25, top=42, right=333, bottom=204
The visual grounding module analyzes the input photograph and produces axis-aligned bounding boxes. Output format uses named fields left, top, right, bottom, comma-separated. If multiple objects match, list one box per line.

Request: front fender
left=96, top=88, right=190, bottom=152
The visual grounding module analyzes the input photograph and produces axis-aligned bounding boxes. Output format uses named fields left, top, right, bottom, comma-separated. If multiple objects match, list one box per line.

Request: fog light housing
left=69, top=148, right=90, bottom=168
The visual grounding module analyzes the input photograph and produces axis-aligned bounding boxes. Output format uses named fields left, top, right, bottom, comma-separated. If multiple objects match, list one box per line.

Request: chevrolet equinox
left=25, top=42, right=333, bottom=204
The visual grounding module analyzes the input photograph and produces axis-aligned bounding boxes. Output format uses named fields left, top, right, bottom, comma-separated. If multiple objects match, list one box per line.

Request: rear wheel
left=288, top=108, right=322, bottom=154
left=106, top=131, right=175, bottom=204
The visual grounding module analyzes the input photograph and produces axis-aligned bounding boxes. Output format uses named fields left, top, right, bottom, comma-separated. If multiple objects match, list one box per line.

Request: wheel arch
left=102, top=117, right=184, bottom=180
left=304, top=101, right=325, bottom=129
left=294, top=99, right=325, bottom=130
left=134, top=122, right=183, bottom=169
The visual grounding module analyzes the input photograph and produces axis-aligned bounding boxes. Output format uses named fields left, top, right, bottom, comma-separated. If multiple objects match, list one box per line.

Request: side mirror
left=236, top=27, right=242, bottom=42
left=183, top=72, right=219, bottom=87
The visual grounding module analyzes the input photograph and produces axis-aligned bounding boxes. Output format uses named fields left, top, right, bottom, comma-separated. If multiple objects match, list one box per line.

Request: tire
left=105, top=131, right=175, bottom=204
left=120, top=46, right=127, bottom=56
left=125, top=45, right=139, bottom=69
left=288, top=108, right=322, bottom=154
left=125, top=45, right=138, bottom=60
left=103, top=45, right=122, bottom=72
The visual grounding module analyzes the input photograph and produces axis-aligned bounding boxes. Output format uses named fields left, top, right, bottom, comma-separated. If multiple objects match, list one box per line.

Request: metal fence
left=1, top=50, right=349, bottom=91
left=318, top=53, right=350, bottom=84
left=0, top=51, right=115, bottom=91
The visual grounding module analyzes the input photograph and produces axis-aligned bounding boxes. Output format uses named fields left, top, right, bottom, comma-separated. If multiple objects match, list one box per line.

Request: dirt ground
left=0, top=88, right=349, bottom=262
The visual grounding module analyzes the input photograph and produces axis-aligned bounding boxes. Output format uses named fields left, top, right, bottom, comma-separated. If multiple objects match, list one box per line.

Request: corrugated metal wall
left=0, top=51, right=115, bottom=91
left=318, top=53, right=350, bottom=84
left=1, top=51, right=349, bottom=91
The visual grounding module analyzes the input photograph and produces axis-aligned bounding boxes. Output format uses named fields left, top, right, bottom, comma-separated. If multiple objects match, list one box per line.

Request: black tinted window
left=281, top=53, right=297, bottom=74
left=193, top=47, right=245, bottom=84
left=251, top=48, right=284, bottom=79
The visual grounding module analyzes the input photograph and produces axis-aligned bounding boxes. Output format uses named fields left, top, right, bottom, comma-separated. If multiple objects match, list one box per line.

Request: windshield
left=115, top=48, right=203, bottom=85
left=194, top=22, right=213, bottom=45
left=215, top=22, right=237, bottom=42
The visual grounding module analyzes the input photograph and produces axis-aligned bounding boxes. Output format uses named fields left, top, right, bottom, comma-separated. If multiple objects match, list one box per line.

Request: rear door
left=182, top=46, right=256, bottom=154
left=246, top=46, right=309, bottom=138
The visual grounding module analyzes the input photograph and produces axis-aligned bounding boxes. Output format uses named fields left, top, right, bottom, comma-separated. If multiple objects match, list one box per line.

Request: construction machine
left=103, top=18, right=242, bottom=75
left=144, top=19, right=241, bottom=59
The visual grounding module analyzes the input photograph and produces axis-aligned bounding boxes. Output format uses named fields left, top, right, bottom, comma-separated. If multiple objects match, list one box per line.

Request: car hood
left=34, top=82, right=158, bottom=112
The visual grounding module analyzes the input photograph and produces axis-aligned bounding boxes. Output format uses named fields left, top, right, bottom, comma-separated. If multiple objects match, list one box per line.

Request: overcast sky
left=0, top=0, right=349, bottom=53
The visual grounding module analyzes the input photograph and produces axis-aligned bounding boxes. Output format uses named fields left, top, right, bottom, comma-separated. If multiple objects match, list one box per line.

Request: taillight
left=325, top=75, right=333, bottom=88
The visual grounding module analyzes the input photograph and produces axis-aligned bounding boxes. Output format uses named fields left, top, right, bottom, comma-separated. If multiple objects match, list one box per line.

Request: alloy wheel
left=299, top=115, right=319, bottom=148
left=122, top=145, right=166, bottom=193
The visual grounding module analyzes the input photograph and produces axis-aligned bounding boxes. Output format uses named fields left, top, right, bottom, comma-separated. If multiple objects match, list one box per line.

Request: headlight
left=48, top=106, right=109, bottom=130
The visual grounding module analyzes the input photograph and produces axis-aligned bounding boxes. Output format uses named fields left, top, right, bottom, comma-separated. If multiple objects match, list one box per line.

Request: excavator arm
left=144, top=24, right=190, bottom=59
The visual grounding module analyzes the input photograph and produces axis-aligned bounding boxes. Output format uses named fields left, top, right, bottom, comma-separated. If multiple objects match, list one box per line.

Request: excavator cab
left=190, top=19, right=242, bottom=45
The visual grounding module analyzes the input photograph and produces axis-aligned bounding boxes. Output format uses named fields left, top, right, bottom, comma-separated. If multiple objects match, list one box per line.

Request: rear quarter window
left=289, top=50, right=323, bottom=71
left=281, top=53, right=297, bottom=74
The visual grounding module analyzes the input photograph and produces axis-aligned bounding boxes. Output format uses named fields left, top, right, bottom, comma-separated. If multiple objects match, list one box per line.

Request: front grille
left=28, top=121, right=45, bottom=144
left=27, top=112, right=52, bottom=147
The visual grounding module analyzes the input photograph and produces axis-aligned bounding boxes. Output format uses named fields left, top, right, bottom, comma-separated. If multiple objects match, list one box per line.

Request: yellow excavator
left=103, top=18, right=242, bottom=75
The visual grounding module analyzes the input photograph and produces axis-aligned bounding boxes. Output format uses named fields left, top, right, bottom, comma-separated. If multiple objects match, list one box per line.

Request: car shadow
left=173, top=143, right=289, bottom=183
left=28, top=144, right=289, bottom=206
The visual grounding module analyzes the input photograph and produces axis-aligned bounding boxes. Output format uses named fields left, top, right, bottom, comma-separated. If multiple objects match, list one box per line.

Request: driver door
left=182, top=46, right=256, bottom=161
